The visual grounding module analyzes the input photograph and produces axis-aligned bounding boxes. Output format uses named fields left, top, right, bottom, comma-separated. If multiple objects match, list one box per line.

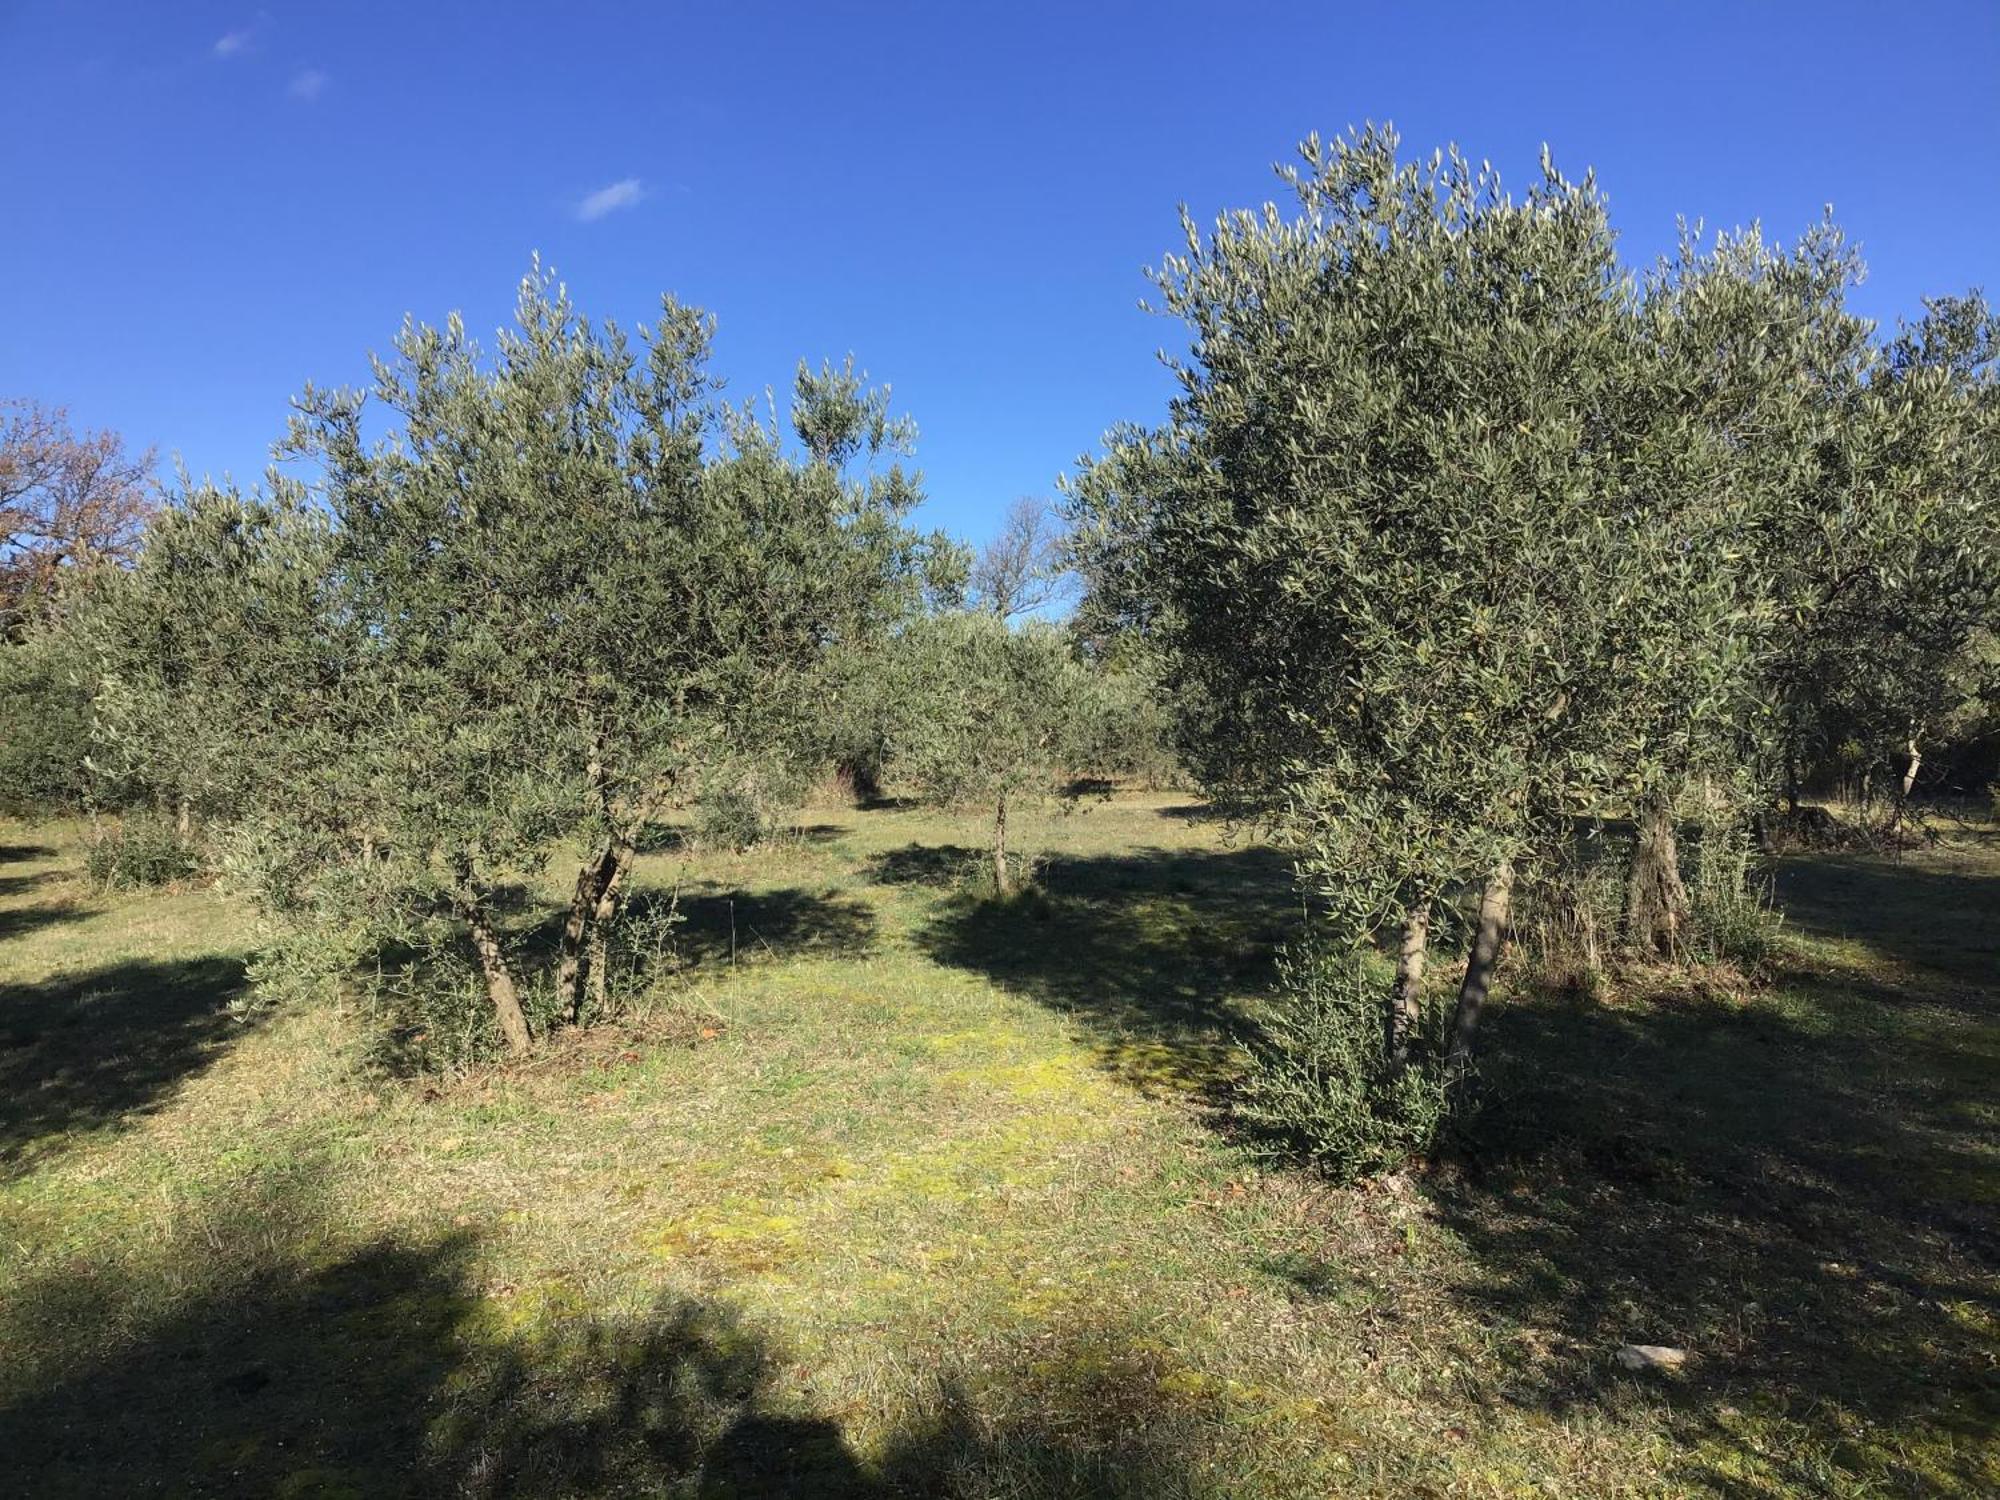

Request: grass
left=0, top=795, right=1995, bottom=1496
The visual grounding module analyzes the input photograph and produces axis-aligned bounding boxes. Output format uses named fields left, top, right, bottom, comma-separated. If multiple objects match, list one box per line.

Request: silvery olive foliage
left=93, top=266, right=950, bottom=1055
left=1069, top=125, right=1997, bottom=1170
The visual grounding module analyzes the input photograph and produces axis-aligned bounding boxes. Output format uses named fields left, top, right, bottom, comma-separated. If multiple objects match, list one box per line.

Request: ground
left=0, top=794, right=1994, bottom=1497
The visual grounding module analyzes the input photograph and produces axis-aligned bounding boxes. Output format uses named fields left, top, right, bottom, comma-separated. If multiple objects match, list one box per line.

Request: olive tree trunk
left=1386, top=897, right=1432, bottom=1068
left=584, top=837, right=636, bottom=1015
left=459, top=894, right=531, bottom=1056
left=1447, top=863, right=1514, bottom=1066
left=558, top=837, right=633, bottom=1022
left=992, top=795, right=1011, bottom=896
left=1624, top=795, right=1688, bottom=958
left=1888, top=734, right=1924, bottom=837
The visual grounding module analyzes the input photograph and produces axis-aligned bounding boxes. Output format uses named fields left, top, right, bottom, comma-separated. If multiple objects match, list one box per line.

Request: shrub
left=1686, top=816, right=1781, bottom=966
left=361, top=893, right=691, bottom=1076
left=583, top=894, right=686, bottom=1025
left=363, top=936, right=508, bottom=1078
left=1236, top=945, right=1455, bottom=1182
left=85, top=815, right=201, bottom=890
left=690, top=783, right=772, bottom=852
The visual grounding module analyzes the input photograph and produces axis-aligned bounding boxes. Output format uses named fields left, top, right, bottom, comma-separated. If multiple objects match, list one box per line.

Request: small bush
left=1235, top=945, right=1455, bottom=1182
left=85, top=815, right=202, bottom=890
left=361, top=930, right=510, bottom=1077
left=688, top=762, right=810, bottom=852
left=583, top=893, right=686, bottom=1025
left=1686, top=816, right=1781, bottom=966
left=691, top=784, right=771, bottom=851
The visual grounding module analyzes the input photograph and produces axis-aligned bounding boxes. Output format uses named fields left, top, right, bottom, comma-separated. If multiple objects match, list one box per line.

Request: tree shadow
left=0, top=841, right=56, bottom=863
left=866, top=842, right=985, bottom=887
left=1773, top=850, right=2000, bottom=995
left=0, top=869, right=57, bottom=899
left=512, top=885, right=876, bottom=976
left=1152, top=802, right=1241, bottom=824
left=638, top=885, right=878, bottom=971
left=0, top=900, right=90, bottom=944
left=0, top=1184, right=1209, bottom=1498
left=913, top=845, right=1295, bottom=1093
left=1423, top=938, right=2000, bottom=1493
left=634, top=823, right=848, bottom=855
left=0, top=955, right=253, bottom=1178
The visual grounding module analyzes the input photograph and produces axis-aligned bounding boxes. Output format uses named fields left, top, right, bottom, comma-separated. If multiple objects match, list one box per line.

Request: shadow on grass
left=1773, top=850, right=2000, bottom=995
left=634, top=824, right=848, bottom=855
left=0, top=1186, right=1211, bottom=1498
left=866, top=843, right=985, bottom=888
left=0, top=901, right=90, bottom=944
left=511, top=886, right=877, bottom=977
left=0, top=869, right=58, bottom=899
left=0, top=955, right=252, bottom=1178
left=1419, top=923, right=2000, bottom=1494
left=910, top=845, right=1295, bottom=1093
left=1152, top=802, right=1245, bottom=824
left=644, top=885, right=878, bottom=970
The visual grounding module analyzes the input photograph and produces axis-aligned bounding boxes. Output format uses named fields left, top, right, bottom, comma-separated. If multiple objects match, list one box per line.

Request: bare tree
left=0, top=399, right=155, bottom=636
left=968, top=495, right=1074, bottom=621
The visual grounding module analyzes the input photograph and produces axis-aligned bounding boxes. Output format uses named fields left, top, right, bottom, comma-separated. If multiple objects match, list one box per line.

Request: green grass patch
left=2, top=796, right=1996, bottom=1495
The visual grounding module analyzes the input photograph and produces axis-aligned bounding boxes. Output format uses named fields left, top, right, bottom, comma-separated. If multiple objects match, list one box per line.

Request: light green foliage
left=1073, top=127, right=1780, bottom=1002
left=1758, top=288, right=2000, bottom=803
left=80, top=481, right=343, bottom=840
left=1068, top=126, right=1896, bottom=1168
left=94, top=266, right=946, bottom=1048
left=82, top=812, right=202, bottom=890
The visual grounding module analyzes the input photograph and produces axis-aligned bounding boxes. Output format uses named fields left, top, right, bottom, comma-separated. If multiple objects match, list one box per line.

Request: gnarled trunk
left=1387, top=897, right=1433, bottom=1068
left=1624, top=795, right=1688, bottom=958
left=1447, top=863, right=1513, bottom=1066
left=992, top=794, right=1011, bottom=896
left=459, top=894, right=531, bottom=1055
left=558, top=836, right=637, bottom=1022
left=584, top=837, right=636, bottom=1015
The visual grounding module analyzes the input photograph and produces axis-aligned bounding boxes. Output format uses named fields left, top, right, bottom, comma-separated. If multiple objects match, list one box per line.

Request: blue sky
left=3, top=1, right=1995, bottom=547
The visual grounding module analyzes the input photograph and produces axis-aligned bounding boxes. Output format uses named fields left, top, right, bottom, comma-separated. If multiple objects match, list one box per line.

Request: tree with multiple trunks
left=117, top=268, right=944, bottom=1053
left=1068, top=128, right=1824, bottom=1170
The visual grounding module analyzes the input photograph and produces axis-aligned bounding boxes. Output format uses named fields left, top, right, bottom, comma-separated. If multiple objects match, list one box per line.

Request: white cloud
left=576, top=178, right=645, bottom=222
left=289, top=69, right=327, bottom=101
left=213, top=28, right=254, bottom=57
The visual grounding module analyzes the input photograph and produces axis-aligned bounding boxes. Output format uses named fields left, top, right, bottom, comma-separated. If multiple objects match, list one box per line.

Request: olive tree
left=1068, top=127, right=1784, bottom=1132
left=882, top=612, right=1107, bottom=895
left=162, top=267, right=946, bottom=1053
left=1759, top=290, right=2000, bottom=819
left=82, top=480, right=345, bottom=847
